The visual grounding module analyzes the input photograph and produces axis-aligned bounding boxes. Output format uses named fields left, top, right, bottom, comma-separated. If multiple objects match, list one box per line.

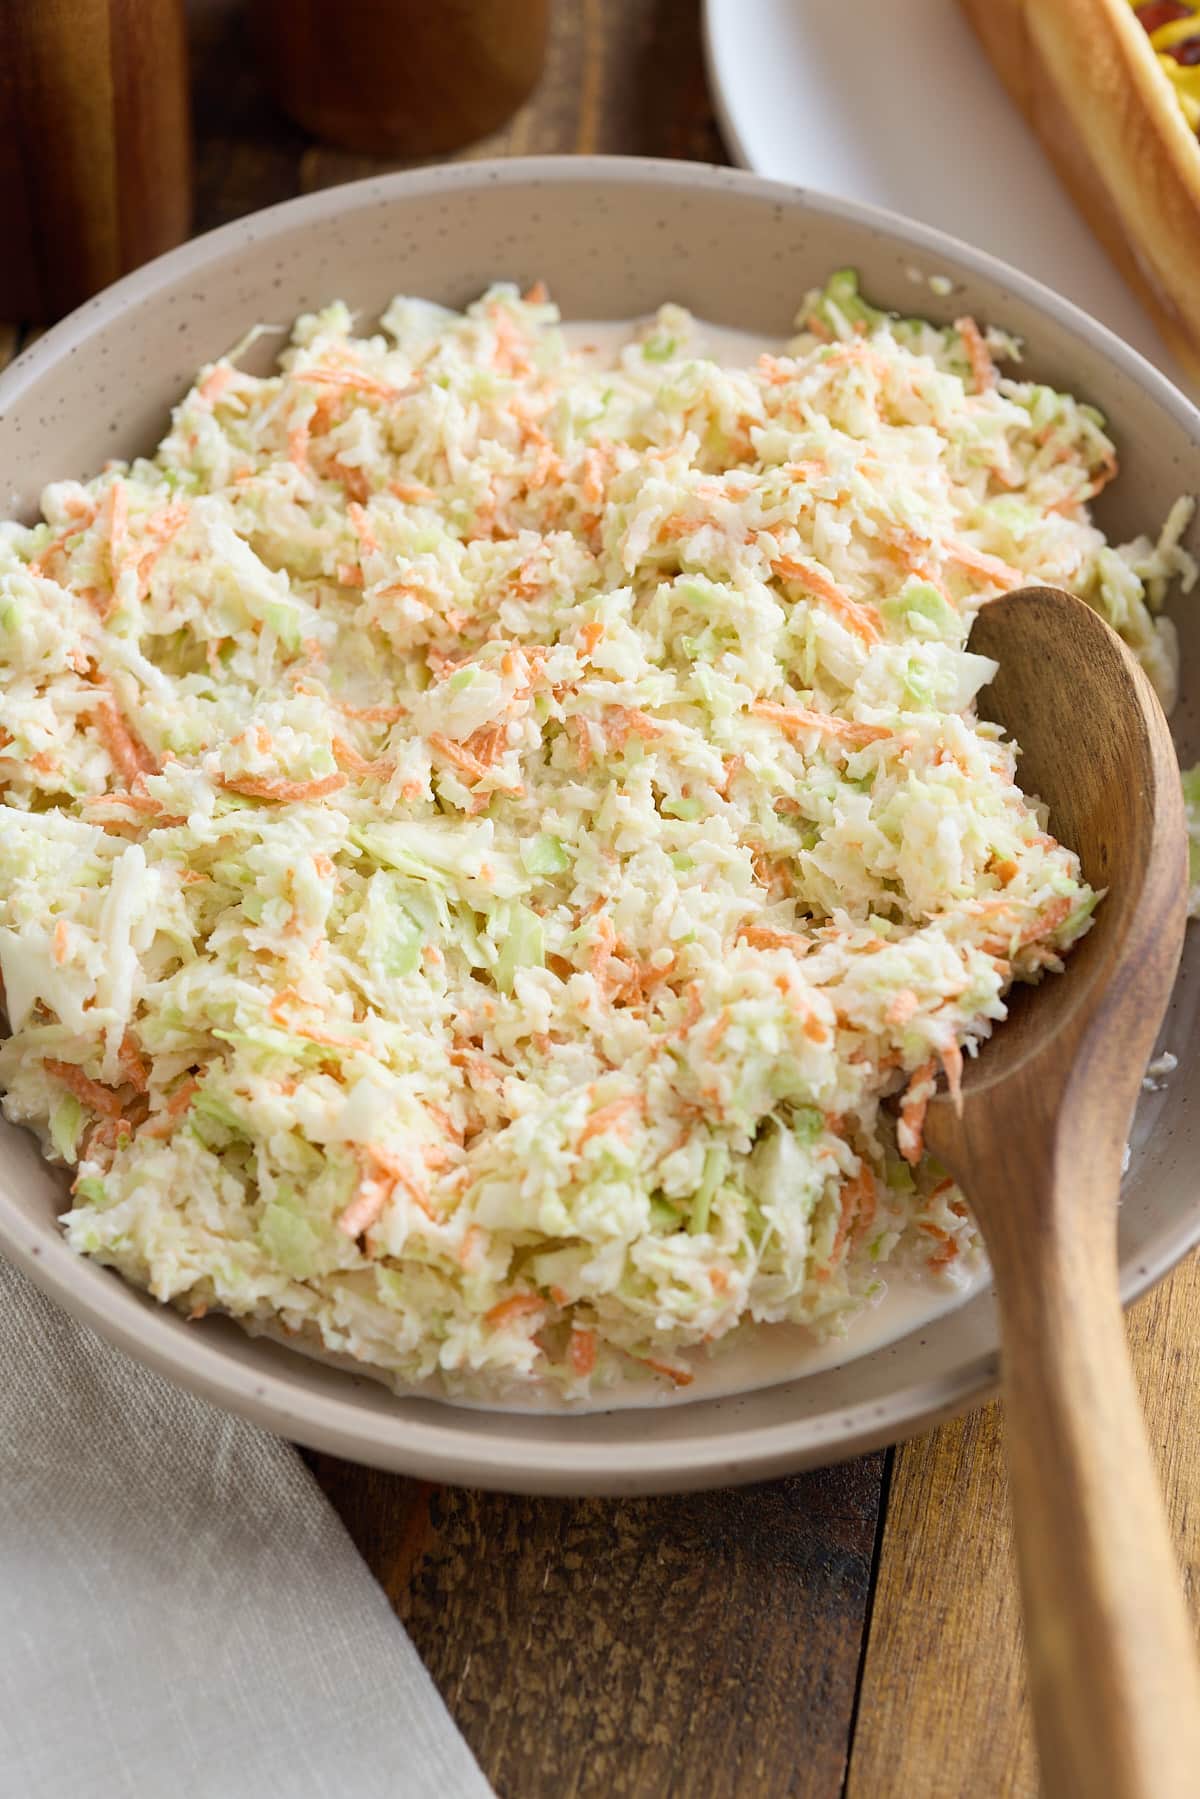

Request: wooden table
left=6, top=3, right=1196, bottom=1791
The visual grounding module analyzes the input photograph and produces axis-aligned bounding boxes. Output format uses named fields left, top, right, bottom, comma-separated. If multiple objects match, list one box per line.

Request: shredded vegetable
left=0, top=272, right=1194, bottom=1400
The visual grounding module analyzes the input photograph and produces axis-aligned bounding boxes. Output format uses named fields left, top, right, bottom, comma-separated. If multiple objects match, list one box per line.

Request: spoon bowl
left=924, top=584, right=1197, bottom=1799
left=931, top=584, right=1185, bottom=1103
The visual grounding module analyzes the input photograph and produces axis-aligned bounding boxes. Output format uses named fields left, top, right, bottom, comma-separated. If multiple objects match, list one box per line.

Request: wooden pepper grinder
left=253, top=0, right=551, bottom=158
left=0, top=0, right=192, bottom=320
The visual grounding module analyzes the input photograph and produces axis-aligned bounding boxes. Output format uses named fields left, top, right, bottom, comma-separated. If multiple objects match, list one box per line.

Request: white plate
left=702, top=0, right=1190, bottom=389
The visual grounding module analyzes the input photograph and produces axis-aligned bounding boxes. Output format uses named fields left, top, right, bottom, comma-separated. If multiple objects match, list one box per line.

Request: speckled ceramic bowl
left=0, top=158, right=1196, bottom=1494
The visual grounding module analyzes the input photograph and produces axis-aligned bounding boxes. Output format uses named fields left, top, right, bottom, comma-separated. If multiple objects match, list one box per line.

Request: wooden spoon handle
left=993, top=1216, right=1200, bottom=1798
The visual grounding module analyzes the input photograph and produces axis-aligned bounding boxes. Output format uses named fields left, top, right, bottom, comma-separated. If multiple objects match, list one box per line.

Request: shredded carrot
left=675, top=982, right=704, bottom=1037
left=198, top=364, right=234, bottom=405
left=587, top=912, right=617, bottom=985
left=220, top=771, right=347, bottom=803
left=941, top=1042, right=964, bottom=1113
left=295, top=1017, right=368, bottom=1051
left=943, top=540, right=1023, bottom=589
left=738, top=924, right=811, bottom=954
left=884, top=988, right=919, bottom=1029
left=338, top=1177, right=390, bottom=1240
left=458, top=1224, right=485, bottom=1268
left=883, top=526, right=954, bottom=600
left=388, top=478, right=434, bottom=503
left=485, top=1293, right=545, bottom=1328
left=88, top=680, right=158, bottom=784
left=1083, top=446, right=1118, bottom=500
left=1018, top=893, right=1073, bottom=945
left=53, top=919, right=70, bottom=965
left=850, top=1166, right=878, bottom=1246
left=751, top=701, right=890, bottom=747
left=287, top=424, right=310, bottom=469
left=140, top=1076, right=200, bottom=1138
left=642, top=1356, right=694, bottom=1388
left=758, top=353, right=799, bottom=385
left=84, top=790, right=185, bottom=832
left=346, top=500, right=378, bottom=556
left=268, top=989, right=369, bottom=1053
left=104, top=479, right=129, bottom=593
left=81, top=1116, right=123, bottom=1162
left=580, top=449, right=607, bottom=510
left=569, top=1325, right=597, bottom=1376
left=604, top=707, right=662, bottom=746
left=463, top=722, right=508, bottom=765
left=337, top=700, right=407, bottom=723
left=332, top=736, right=395, bottom=779
left=580, top=620, right=605, bottom=656
left=43, top=1060, right=124, bottom=1118
left=824, top=1165, right=878, bottom=1271
left=426, top=1102, right=463, bottom=1145
left=954, top=316, right=996, bottom=393
left=361, top=1144, right=437, bottom=1218
left=28, top=507, right=98, bottom=579
left=771, top=555, right=882, bottom=645
left=717, top=753, right=744, bottom=798
left=897, top=1059, right=936, bottom=1166
left=129, top=504, right=188, bottom=604
left=522, top=279, right=549, bottom=305
left=117, top=1034, right=150, bottom=1093
left=490, top=310, right=532, bottom=377
left=919, top=1221, right=960, bottom=1271
left=568, top=716, right=594, bottom=771
left=576, top=1092, right=643, bottom=1153
left=298, top=365, right=404, bottom=402
left=333, top=457, right=373, bottom=502
left=428, top=733, right=492, bottom=783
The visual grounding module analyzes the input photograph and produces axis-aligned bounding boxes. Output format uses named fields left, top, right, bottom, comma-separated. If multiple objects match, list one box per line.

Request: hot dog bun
left=960, top=0, right=1200, bottom=380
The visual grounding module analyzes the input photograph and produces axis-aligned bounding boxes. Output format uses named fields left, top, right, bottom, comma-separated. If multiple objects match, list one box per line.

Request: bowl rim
left=2, top=153, right=1198, bottom=1494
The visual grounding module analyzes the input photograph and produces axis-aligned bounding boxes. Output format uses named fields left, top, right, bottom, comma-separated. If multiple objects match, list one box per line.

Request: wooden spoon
left=924, top=584, right=1200, bottom=1798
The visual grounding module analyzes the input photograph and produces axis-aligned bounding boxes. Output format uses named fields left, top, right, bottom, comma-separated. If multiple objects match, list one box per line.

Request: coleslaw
left=0, top=272, right=1194, bottom=1400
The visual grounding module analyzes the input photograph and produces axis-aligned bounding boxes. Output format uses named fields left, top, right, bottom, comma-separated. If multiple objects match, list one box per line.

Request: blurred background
left=191, top=0, right=719, bottom=222
left=1, top=0, right=723, bottom=324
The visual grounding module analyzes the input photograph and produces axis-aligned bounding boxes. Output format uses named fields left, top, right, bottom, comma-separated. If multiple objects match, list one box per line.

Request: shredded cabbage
left=0, top=272, right=1193, bottom=1401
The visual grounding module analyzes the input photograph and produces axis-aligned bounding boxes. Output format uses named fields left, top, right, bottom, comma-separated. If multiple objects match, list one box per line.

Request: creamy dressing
left=410, top=1260, right=991, bottom=1414
left=254, top=1257, right=990, bottom=1414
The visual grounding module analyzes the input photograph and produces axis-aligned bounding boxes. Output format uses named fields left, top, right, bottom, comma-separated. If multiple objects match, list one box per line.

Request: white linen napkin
left=0, top=1258, right=491, bottom=1799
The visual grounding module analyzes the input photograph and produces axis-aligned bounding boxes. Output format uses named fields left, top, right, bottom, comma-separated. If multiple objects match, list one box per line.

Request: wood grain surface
left=4, top=4, right=1198, bottom=1794
left=308, top=1455, right=885, bottom=1798
left=849, top=1257, right=1200, bottom=1799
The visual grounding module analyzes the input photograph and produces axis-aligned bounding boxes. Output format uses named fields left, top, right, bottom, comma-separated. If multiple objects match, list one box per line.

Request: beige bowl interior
left=0, top=158, right=1196, bottom=1494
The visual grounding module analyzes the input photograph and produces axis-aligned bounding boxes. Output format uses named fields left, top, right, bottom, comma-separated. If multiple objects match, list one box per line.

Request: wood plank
left=847, top=1248, right=1200, bottom=1797
left=305, top=1452, right=885, bottom=1799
